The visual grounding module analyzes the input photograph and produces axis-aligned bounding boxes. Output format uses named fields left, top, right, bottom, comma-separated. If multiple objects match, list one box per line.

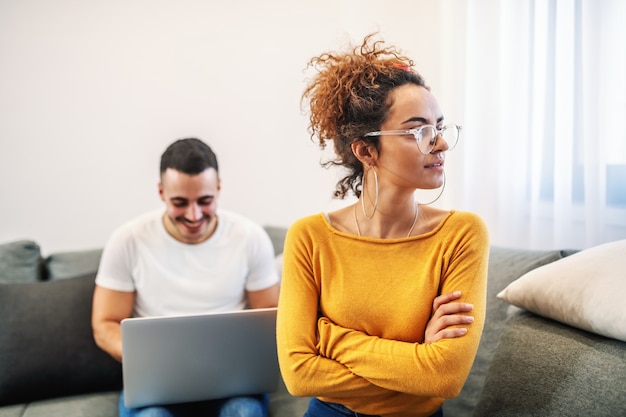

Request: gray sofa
left=1, top=227, right=624, bottom=417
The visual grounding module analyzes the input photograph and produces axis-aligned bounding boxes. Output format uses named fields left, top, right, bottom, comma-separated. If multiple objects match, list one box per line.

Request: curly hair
left=302, top=33, right=429, bottom=199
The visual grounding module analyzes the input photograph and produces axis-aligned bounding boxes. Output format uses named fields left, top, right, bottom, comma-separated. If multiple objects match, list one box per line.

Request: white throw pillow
left=497, top=239, right=626, bottom=342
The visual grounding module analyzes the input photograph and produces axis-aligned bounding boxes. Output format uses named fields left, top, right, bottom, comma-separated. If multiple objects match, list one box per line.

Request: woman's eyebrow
left=402, top=116, right=428, bottom=124
left=401, top=115, right=445, bottom=125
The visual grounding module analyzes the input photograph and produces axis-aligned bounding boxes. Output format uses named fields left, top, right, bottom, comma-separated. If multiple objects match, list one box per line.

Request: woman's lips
left=425, top=154, right=445, bottom=168
left=425, top=161, right=444, bottom=168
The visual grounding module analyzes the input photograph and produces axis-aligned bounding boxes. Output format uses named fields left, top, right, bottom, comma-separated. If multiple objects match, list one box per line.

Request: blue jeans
left=304, top=398, right=443, bottom=417
left=118, top=391, right=269, bottom=417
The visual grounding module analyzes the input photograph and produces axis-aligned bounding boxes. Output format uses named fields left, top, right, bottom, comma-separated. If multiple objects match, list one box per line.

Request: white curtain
left=440, top=0, right=626, bottom=250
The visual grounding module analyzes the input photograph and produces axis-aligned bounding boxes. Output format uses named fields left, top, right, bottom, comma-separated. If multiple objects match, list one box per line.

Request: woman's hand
left=424, top=291, right=474, bottom=344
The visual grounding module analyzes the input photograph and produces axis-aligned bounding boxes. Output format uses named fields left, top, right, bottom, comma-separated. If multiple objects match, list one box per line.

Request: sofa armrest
left=0, top=240, right=42, bottom=283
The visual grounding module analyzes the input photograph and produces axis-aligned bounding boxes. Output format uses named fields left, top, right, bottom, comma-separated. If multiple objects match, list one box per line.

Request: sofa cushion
left=497, top=239, right=626, bottom=342
left=473, top=309, right=626, bottom=416
left=0, top=240, right=41, bottom=284
left=263, top=226, right=287, bottom=256
left=0, top=392, right=120, bottom=417
left=443, top=246, right=577, bottom=417
left=45, top=248, right=103, bottom=280
left=268, top=375, right=310, bottom=417
left=0, top=273, right=122, bottom=406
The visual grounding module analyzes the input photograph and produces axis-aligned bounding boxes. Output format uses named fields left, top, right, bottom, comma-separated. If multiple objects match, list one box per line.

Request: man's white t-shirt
left=95, top=209, right=279, bottom=318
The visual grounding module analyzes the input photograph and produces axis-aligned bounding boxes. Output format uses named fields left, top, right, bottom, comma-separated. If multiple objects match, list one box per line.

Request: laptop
left=120, top=307, right=279, bottom=408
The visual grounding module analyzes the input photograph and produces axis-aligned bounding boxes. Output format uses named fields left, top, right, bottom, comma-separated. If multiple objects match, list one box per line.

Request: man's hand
left=424, top=291, right=474, bottom=344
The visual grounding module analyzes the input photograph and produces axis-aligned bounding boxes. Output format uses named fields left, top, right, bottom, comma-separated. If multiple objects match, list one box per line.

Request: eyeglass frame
left=363, top=124, right=462, bottom=154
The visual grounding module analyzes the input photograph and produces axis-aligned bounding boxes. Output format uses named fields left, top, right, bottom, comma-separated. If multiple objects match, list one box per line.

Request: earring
left=362, top=166, right=379, bottom=219
left=420, top=171, right=446, bottom=205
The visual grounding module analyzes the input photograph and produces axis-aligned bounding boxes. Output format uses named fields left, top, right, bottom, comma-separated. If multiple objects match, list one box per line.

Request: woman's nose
left=432, top=133, right=449, bottom=152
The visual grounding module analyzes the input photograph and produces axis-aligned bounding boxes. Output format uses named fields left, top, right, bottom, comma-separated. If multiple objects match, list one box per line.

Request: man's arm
left=91, top=285, right=135, bottom=362
left=247, top=283, right=279, bottom=309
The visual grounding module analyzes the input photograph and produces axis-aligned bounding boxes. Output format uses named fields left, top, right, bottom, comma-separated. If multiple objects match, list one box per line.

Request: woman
left=276, top=33, right=489, bottom=417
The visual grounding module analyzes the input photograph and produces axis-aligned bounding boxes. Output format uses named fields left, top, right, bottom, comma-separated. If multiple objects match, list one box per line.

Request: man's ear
left=351, top=140, right=377, bottom=166
left=158, top=182, right=165, bottom=201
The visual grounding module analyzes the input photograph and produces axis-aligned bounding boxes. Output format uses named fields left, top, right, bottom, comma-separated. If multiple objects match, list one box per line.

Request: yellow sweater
left=276, top=210, right=489, bottom=417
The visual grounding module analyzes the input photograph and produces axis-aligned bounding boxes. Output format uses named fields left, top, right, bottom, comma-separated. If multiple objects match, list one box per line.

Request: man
left=92, top=138, right=280, bottom=417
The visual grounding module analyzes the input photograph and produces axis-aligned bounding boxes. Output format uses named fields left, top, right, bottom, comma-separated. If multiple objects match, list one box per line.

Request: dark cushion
left=0, top=273, right=123, bottom=406
left=444, top=246, right=578, bottom=417
left=45, top=248, right=103, bottom=280
left=0, top=240, right=42, bottom=284
left=473, top=309, right=626, bottom=416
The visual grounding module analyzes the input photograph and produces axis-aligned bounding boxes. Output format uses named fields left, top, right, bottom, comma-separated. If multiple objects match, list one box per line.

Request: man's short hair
left=160, top=138, right=219, bottom=175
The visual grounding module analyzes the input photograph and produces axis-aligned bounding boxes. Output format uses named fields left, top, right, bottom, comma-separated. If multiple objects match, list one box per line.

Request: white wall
left=0, top=0, right=451, bottom=254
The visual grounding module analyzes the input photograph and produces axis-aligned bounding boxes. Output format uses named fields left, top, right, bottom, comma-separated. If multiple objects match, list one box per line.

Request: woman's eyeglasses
left=364, top=124, right=461, bottom=154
